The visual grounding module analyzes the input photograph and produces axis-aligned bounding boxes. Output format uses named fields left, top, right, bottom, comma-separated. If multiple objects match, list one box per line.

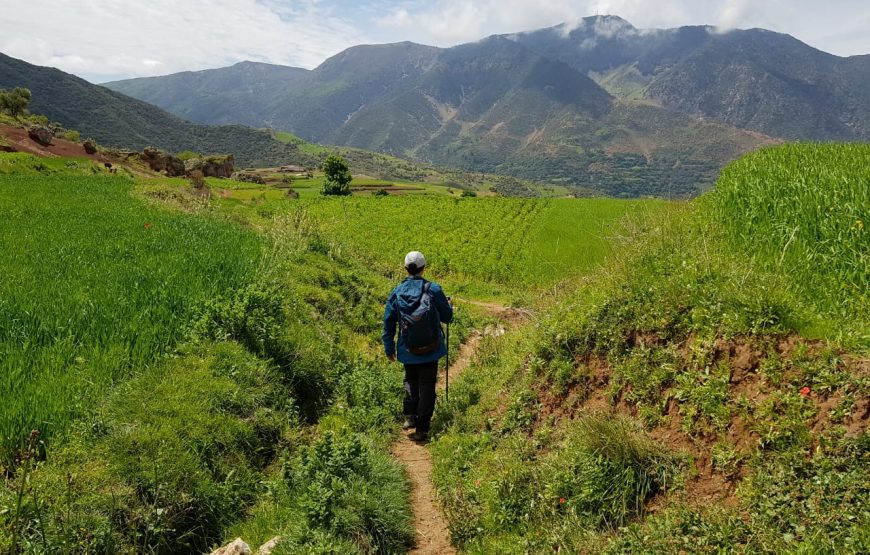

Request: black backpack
left=399, top=281, right=441, bottom=355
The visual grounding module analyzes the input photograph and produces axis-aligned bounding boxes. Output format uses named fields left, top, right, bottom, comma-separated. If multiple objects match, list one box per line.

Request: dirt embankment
left=0, top=125, right=111, bottom=162
left=529, top=334, right=869, bottom=508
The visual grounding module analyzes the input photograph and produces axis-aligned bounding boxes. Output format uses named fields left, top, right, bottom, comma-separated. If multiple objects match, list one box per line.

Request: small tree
left=321, top=155, right=352, bottom=196
left=0, top=87, right=32, bottom=117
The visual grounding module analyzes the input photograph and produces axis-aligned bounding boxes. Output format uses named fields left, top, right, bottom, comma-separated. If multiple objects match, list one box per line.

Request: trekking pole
left=445, top=322, right=450, bottom=403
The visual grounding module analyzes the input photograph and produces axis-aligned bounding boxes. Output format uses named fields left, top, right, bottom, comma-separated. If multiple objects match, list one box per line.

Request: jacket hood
left=396, top=277, right=426, bottom=311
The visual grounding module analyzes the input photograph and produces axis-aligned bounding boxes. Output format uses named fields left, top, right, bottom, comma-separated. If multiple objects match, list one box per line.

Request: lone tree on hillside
left=0, top=87, right=32, bottom=117
left=321, top=154, right=352, bottom=196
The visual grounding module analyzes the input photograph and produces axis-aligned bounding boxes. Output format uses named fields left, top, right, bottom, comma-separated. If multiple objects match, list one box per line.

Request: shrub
left=189, top=169, right=205, bottom=188
left=461, top=189, right=477, bottom=198
left=0, top=87, right=31, bottom=117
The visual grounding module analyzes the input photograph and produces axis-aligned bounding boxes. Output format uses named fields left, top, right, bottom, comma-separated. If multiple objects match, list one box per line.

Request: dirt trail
left=391, top=300, right=521, bottom=555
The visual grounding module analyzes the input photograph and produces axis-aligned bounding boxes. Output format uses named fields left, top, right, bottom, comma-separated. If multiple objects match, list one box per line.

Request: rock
left=257, top=537, right=281, bottom=555
left=210, top=538, right=251, bottom=555
left=230, top=171, right=266, bottom=185
left=141, top=146, right=185, bottom=176
left=185, top=154, right=234, bottom=178
left=27, top=126, right=53, bottom=146
left=286, top=189, right=299, bottom=199
left=83, top=139, right=98, bottom=154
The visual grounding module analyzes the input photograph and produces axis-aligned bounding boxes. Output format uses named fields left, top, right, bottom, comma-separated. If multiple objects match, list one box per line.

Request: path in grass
left=392, top=300, right=523, bottom=554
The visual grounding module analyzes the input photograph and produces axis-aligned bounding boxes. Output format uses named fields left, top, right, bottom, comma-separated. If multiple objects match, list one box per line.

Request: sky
left=2, top=0, right=869, bottom=83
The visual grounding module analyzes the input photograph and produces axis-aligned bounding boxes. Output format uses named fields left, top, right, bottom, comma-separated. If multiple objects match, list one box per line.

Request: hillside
left=106, top=38, right=773, bottom=197
left=0, top=53, right=316, bottom=168
left=512, top=16, right=870, bottom=141
left=0, top=144, right=867, bottom=553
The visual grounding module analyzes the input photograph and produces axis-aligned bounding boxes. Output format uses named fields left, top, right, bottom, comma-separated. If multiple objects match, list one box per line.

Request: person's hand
left=447, top=296, right=453, bottom=307
left=387, top=354, right=397, bottom=362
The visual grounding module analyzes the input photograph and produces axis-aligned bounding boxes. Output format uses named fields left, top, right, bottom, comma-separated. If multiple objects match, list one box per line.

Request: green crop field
left=714, top=144, right=869, bottom=327
left=292, top=197, right=665, bottom=296
left=0, top=170, right=261, bottom=459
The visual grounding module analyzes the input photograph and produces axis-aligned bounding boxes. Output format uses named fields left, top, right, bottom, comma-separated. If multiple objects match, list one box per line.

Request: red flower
left=559, top=497, right=566, bottom=504
left=143, top=223, right=152, bottom=229
left=799, top=386, right=811, bottom=397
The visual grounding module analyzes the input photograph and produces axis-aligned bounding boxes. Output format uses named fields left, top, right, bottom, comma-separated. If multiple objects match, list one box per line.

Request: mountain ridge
left=102, top=27, right=778, bottom=197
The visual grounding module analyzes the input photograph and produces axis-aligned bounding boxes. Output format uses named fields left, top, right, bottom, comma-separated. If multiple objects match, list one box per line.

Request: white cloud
left=1, top=0, right=867, bottom=82
left=0, top=0, right=370, bottom=81
left=373, top=0, right=869, bottom=56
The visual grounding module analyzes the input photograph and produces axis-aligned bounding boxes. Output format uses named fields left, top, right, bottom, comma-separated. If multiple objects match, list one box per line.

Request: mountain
left=106, top=36, right=773, bottom=197
left=0, top=53, right=315, bottom=167
left=510, top=15, right=870, bottom=141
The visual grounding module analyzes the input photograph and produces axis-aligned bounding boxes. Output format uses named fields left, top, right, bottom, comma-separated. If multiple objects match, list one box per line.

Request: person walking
left=383, top=251, right=453, bottom=443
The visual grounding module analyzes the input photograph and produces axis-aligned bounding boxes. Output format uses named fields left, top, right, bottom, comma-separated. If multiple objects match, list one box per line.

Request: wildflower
left=559, top=497, right=566, bottom=504
left=799, top=386, right=811, bottom=397
left=144, top=223, right=152, bottom=229
left=474, top=479, right=481, bottom=487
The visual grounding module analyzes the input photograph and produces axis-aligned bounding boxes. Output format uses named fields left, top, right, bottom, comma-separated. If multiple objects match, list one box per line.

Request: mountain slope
left=511, top=16, right=870, bottom=141
left=105, top=38, right=773, bottom=197
left=0, top=53, right=315, bottom=167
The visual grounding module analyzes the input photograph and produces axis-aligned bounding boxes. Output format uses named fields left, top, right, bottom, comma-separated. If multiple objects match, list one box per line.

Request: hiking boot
left=408, top=431, right=428, bottom=443
left=402, top=417, right=416, bottom=430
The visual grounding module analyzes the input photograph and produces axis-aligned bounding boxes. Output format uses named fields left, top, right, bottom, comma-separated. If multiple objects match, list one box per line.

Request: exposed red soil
left=0, top=125, right=110, bottom=162
left=527, top=334, right=869, bottom=510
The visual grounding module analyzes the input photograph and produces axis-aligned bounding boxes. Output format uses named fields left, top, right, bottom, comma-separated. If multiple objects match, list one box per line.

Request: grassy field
left=292, top=197, right=665, bottom=298
left=0, top=170, right=261, bottom=459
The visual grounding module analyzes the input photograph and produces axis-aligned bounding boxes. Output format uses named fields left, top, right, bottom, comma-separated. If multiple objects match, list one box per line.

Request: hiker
left=383, top=251, right=453, bottom=442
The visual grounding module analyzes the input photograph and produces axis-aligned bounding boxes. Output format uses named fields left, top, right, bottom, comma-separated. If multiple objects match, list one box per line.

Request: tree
left=0, top=87, right=32, bottom=117
left=321, top=155, right=352, bottom=196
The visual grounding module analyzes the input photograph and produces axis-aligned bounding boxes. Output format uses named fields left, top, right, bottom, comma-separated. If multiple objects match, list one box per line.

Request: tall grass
left=0, top=173, right=260, bottom=460
left=713, top=144, right=869, bottom=329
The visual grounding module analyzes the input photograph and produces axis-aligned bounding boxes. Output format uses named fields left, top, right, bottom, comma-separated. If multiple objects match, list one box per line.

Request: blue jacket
left=383, top=276, right=453, bottom=364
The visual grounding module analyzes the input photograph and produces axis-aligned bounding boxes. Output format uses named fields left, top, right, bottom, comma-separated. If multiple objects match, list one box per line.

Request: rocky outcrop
left=185, top=154, right=234, bottom=178
left=230, top=171, right=265, bottom=184
left=83, top=139, right=98, bottom=154
left=27, top=125, right=52, bottom=146
left=141, top=146, right=185, bottom=176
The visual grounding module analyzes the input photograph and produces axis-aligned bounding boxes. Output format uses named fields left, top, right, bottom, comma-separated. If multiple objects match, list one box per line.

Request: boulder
left=185, top=154, right=234, bottom=178
left=230, top=171, right=266, bottom=184
left=141, top=146, right=185, bottom=176
left=27, top=126, right=52, bottom=146
left=210, top=538, right=251, bottom=555
left=83, top=139, right=98, bottom=154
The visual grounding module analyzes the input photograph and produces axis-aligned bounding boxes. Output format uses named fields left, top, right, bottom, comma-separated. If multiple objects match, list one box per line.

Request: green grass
left=0, top=169, right=261, bottom=459
left=714, top=144, right=869, bottom=335
left=428, top=146, right=869, bottom=553
left=290, top=197, right=664, bottom=298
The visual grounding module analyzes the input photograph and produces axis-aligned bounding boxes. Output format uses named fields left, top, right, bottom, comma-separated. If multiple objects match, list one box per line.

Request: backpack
left=399, top=281, right=441, bottom=355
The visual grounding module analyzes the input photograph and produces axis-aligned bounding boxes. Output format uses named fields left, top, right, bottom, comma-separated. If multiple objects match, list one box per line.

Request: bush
left=461, top=189, right=477, bottom=198
left=189, top=169, right=205, bottom=188
left=62, top=129, right=81, bottom=143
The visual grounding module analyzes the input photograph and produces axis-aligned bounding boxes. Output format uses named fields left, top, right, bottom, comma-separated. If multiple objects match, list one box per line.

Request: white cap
left=404, top=251, right=426, bottom=272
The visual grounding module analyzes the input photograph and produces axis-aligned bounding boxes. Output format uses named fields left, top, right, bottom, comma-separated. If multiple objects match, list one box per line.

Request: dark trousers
left=403, top=361, right=438, bottom=434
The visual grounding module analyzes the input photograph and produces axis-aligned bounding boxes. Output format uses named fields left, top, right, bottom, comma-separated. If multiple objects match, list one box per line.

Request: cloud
left=0, top=0, right=370, bottom=82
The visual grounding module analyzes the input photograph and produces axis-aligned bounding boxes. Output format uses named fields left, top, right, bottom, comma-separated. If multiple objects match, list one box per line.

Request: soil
left=391, top=301, right=516, bottom=555
left=529, top=334, right=869, bottom=511
left=0, top=125, right=110, bottom=162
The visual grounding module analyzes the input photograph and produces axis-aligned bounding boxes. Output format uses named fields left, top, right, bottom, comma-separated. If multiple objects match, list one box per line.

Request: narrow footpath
left=391, top=300, right=525, bottom=554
